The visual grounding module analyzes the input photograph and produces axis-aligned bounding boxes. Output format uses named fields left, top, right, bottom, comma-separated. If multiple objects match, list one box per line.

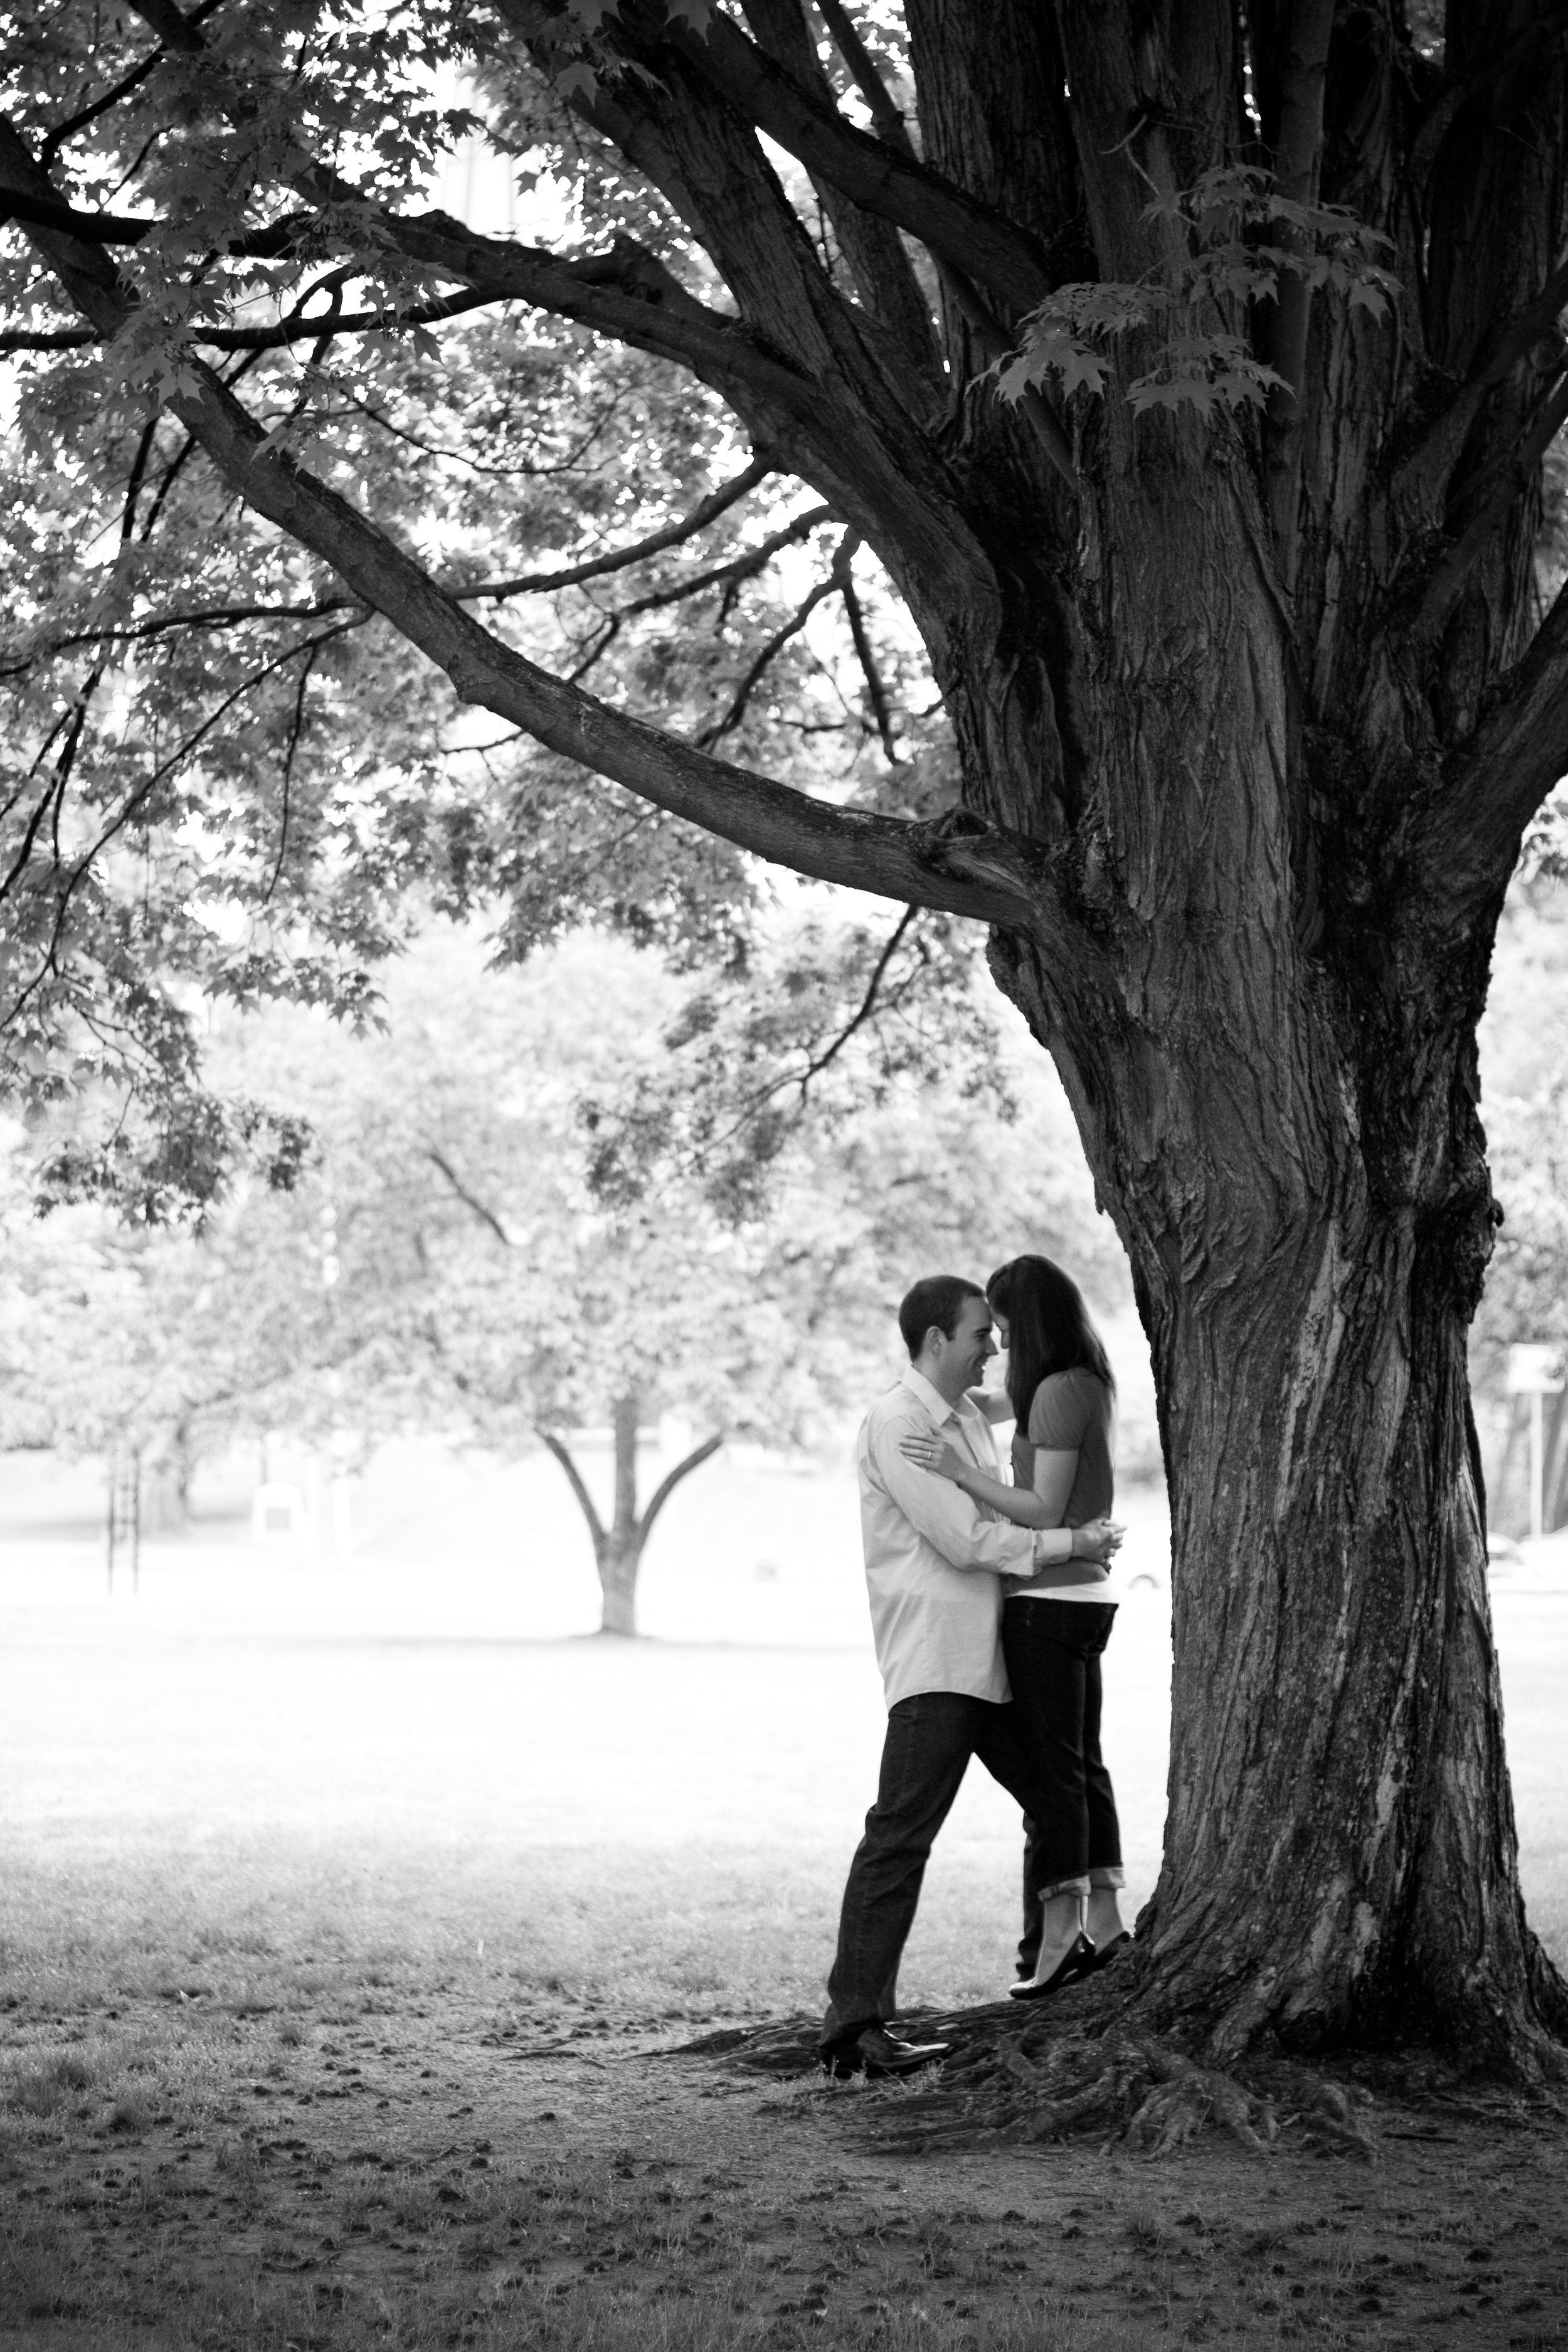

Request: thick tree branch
left=1397, top=251, right=1568, bottom=514
left=655, top=4, right=1049, bottom=310
left=1411, top=371, right=1568, bottom=644
left=295, top=213, right=834, bottom=451
left=17, top=4, right=1000, bottom=632
left=0, top=187, right=162, bottom=244
left=499, top=0, right=1047, bottom=314
left=0, top=162, right=820, bottom=446
left=3, top=128, right=1042, bottom=931
left=739, top=0, right=940, bottom=391
left=1427, top=576, right=1568, bottom=910
left=775, top=0, right=1076, bottom=490
left=478, top=19, right=992, bottom=590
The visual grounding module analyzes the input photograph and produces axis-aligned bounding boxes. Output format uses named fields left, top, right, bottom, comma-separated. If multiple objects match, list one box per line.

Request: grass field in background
left=1, top=1554, right=1562, bottom=2018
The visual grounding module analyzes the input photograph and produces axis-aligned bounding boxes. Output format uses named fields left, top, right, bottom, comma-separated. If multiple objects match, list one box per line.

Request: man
left=821, top=1274, right=1122, bottom=2080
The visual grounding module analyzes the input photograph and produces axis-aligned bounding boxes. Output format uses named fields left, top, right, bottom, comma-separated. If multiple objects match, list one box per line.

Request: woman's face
left=991, top=1311, right=1010, bottom=1352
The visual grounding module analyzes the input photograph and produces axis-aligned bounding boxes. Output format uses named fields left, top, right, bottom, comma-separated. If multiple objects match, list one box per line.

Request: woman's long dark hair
left=986, top=1254, right=1115, bottom=1428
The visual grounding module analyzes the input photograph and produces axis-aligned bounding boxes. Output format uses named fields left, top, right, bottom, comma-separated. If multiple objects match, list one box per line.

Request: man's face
left=931, top=1295, right=996, bottom=1396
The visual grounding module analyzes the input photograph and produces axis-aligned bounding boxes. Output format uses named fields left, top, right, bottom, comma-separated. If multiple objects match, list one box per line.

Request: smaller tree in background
left=211, top=911, right=1120, bottom=1633
left=0, top=906, right=1126, bottom=1631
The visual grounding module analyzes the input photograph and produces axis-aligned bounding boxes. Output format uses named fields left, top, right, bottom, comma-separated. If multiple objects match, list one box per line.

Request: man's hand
left=1073, top=1518, right=1123, bottom=1563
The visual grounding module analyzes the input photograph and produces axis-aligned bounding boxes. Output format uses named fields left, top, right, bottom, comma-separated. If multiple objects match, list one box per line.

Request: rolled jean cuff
left=1089, top=1866, right=1125, bottom=1889
left=1039, top=1875, right=1091, bottom=1899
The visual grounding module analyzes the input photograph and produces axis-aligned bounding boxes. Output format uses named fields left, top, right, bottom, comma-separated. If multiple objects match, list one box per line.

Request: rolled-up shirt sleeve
left=869, top=1415, right=1036, bottom=1576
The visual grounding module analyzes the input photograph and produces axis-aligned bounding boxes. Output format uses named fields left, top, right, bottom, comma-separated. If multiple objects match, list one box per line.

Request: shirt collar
left=899, top=1364, right=962, bottom=1424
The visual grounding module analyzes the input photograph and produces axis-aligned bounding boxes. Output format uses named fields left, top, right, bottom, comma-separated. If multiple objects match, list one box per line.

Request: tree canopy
left=1, top=0, right=974, bottom=1204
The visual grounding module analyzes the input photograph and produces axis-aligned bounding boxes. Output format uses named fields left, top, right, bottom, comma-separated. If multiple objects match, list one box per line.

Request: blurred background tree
left=1, top=910, right=1131, bottom=1631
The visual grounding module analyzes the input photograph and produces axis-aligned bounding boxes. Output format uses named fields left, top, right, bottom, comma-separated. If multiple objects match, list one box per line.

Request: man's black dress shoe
left=1008, top=1932, right=1097, bottom=2001
left=821, top=2024, right=951, bottom=2080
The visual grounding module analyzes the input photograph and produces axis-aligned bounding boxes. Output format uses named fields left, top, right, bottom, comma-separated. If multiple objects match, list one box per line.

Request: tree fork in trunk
left=541, top=1399, right=723, bottom=1637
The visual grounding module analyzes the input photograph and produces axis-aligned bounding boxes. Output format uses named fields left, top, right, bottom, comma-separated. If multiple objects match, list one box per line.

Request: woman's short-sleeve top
left=1010, top=1367, right=1116, bottom=1527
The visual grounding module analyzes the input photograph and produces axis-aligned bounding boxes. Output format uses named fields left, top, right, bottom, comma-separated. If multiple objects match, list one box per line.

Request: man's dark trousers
left=821, top=1690, right=1054, bottom=2053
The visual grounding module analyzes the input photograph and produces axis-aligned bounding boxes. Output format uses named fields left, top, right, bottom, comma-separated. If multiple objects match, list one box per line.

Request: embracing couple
left=820, top=1256, right=1128, bottom=2082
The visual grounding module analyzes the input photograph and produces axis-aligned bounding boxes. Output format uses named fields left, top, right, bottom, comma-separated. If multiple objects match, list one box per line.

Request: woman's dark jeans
left=1004, top=1597, right=1122, bottom=1966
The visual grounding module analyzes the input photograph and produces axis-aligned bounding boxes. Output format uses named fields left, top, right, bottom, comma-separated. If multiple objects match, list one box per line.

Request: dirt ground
left=3, top=1970, right=1566, bottom=2352
left=2, top=1538, right=1565, bottom=2348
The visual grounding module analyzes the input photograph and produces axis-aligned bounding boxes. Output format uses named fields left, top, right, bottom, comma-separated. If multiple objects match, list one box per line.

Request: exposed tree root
left=685, top=1997, right=1382, bottom=2160
left=854, top=2021, right=1379, bottom=2161
left=683, top=1967, right=1568, bottom=2158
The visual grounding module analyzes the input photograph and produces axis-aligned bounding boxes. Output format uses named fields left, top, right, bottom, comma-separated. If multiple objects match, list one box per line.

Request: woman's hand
left=1072, top=1518, right=1124, bottom=1564
left=898, top=1429, right=971, bottom=1483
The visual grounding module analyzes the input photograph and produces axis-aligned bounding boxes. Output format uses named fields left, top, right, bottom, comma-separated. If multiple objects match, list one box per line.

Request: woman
left=898, top=1254, right=1129, bottom=1999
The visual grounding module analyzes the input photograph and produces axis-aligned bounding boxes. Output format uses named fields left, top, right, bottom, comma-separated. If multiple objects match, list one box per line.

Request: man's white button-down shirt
left=856, top=1364, right=1036, bottom=1708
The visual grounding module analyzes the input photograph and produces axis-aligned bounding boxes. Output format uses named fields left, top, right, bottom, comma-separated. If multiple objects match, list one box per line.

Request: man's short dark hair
left=898, top=1275, right=984, bottom=1360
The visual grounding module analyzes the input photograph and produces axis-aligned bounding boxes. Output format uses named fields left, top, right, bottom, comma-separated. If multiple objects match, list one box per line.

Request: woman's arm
left=1029, top=1447, right=1079, bottom=1527
left=897, top=1431, right=1080, bottom=1532
left=964, top=1386, right=1015, bottom=1426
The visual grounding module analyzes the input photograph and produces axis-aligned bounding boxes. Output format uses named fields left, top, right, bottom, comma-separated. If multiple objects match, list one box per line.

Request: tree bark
left=997, top=946, right=1554, bottom=2060
left=980, top=447, right=1568, bottom=2069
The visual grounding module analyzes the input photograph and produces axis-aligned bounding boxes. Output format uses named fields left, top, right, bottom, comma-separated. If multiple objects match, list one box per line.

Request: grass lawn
left=1, top=1498, right=1565, bottom=2349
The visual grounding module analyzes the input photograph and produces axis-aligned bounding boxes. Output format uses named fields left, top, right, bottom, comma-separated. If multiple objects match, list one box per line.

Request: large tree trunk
left=1002, top=941, right=1544, bottom=2062
left=978, top=464, right=1567, bottom=2070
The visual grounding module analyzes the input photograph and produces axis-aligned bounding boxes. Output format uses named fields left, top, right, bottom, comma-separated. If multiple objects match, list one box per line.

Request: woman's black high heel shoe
left=1008, top=1932, right=1096, bottom=2001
